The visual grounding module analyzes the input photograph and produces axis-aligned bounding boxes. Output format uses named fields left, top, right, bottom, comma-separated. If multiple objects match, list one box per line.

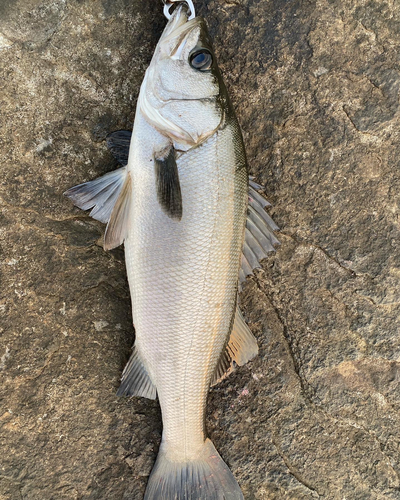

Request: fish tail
left=144, top=438, right=244, bottom=500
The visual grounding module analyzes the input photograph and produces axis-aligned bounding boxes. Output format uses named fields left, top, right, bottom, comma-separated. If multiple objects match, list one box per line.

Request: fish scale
left=125, top=113, right=248, bottom=460
left=65, top=4, right=278, bottom=498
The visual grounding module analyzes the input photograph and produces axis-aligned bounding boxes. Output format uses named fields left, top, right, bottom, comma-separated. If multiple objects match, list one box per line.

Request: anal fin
left=117, top=347, right=157, bottom=400
left=212, top=307, right=258, bottom=386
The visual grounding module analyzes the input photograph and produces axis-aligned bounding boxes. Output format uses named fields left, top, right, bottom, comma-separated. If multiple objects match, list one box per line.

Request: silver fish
left=65, top=3, right=278, bottom=498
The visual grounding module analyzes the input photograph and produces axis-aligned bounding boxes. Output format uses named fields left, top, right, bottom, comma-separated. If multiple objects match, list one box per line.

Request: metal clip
left=162, top=0, right=196, bottom=21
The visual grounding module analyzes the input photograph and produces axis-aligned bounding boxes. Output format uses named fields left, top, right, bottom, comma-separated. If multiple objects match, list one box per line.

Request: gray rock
left=1, top=0, right=399, bottom=498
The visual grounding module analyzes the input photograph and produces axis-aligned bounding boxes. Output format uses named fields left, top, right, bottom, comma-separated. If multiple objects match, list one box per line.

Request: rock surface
left=1, top=0, right=400, bottom=498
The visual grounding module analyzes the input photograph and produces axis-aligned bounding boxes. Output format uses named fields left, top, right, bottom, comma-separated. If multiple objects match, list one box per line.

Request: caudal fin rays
left=144, top=439, right=244, bottom=499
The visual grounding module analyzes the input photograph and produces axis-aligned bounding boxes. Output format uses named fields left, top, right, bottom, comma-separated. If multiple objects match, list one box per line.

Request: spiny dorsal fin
left=117, top=347, right=157, bottom=400
left=106, top=130, right=132, bottom=166
left=211, top=307, right=258, bottom=386
left=154, top=144, right=182, bottom=221
left=64, top=166, right=128, bottom=224
left=241, top=179, right=280, bottom=283
left=104, top=172, right=132, bottom=250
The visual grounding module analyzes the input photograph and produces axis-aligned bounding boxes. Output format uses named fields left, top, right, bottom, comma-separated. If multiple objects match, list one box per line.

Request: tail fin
left=144, top=439, right=244, bottom=500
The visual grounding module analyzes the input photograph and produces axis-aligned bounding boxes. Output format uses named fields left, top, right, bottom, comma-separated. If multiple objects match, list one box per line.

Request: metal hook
left=162, top=0, right=196, bottom=21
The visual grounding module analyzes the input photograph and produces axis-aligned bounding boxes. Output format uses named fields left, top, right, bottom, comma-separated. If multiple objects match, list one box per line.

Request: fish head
left=139, top=5, right=227, bottom=150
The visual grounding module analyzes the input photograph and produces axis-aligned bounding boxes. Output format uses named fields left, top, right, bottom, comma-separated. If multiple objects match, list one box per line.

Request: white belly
left=124, top=113, right=247, bottom=460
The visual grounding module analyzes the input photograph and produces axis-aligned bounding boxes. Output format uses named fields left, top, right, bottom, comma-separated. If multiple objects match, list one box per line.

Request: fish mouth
left=160, top=4, right=202, bottom=57
left=138, top=5, right=219, bottom=147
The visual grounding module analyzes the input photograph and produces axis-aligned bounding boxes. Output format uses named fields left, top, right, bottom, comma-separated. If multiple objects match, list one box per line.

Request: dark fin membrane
left=117, top=347, right=157, bottom=400
left=64, top=166, right=127, bottom=224
left=104, top=172, right=132, bottom=250
left=241, top=180, right=280, bottom=283
left=144, top=439, right=244, bottom=500
left=154, top=144, right=182, bottom=221
left=106, top=130, right=132, bottom=166
left=211, top=307, right=258, bottom=386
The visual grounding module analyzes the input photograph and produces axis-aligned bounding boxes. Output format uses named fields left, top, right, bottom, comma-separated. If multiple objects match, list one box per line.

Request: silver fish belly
left=126, top=110, right=247, bottom=460
left=65, top=4, right=279, bottom=499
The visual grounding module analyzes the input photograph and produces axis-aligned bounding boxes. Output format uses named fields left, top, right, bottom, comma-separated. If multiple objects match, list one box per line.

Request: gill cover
left=138, top=5, right=225, bottom=149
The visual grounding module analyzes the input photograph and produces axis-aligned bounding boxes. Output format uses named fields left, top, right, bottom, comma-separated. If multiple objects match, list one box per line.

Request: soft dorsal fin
left=240, top=179, right=280, bottom=283
left=106, top=130, right=132, bottom=166
left=211, top=306, right=258, bottom=386
left=117, top=347, right=157, bottom=400
left=154, top=144, right=182, bottom=221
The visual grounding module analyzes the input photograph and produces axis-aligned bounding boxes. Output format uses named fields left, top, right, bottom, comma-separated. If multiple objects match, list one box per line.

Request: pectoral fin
left=105, top=132, right=183, bottom=222
left=211, top=307, right=258, bottom=386
left=106, top=130, right=132, bottom=166
left=154, top=144, right=182, bottom=221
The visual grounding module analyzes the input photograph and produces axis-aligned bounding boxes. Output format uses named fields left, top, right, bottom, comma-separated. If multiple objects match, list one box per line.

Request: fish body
left=66, top=5, right=279, bottom=499
left=126, top=110, right=247, bottom=459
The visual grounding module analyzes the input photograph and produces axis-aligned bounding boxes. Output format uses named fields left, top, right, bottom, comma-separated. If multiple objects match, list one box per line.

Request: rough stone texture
left=1, top=0, right=399, bottom=498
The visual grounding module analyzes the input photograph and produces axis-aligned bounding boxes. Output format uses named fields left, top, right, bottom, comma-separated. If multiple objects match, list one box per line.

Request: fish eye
left=189, top=49, right=213, bottom=71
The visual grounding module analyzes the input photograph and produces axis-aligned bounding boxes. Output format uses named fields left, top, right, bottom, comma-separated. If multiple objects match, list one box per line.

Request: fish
left=65, top=3, right=279, bottom=499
